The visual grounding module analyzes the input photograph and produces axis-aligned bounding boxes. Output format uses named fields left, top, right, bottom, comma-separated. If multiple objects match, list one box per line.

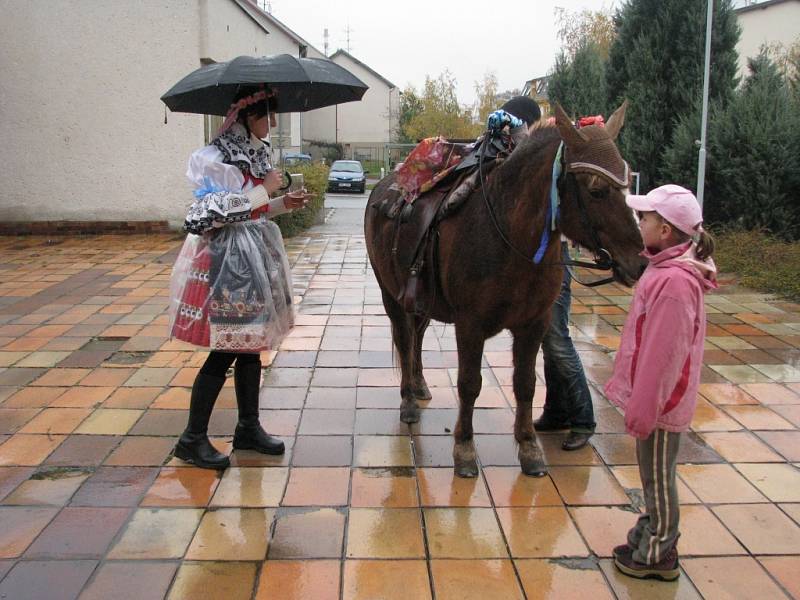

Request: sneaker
left=614, top=547, right=680, bottom=582
left=612, top=543, right=633, bottom=561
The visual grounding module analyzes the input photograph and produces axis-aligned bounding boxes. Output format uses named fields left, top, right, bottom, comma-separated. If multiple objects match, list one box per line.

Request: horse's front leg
left=511, top=321, right=548, bottom=477
left=452, top=323, right=486, bottom=478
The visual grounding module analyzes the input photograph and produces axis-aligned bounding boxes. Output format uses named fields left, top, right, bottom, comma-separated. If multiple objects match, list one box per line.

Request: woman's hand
left=262, top=170, right=284, bottom=195
left=283, top=190, right=313, bottom=210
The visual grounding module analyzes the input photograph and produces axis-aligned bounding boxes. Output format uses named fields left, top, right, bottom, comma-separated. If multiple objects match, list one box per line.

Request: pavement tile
left=682, top=556, right=789, bottom=599
left=482, top=467, right=563, bottom=507
left=758, top=556, right=800, bottom=600
left=70, top=466, right=158, bottom=506
left=141, top=467, right=221, bottom=507
left=677, top=463, right=768, bottom=503
left=43, top=434, right=121, bottom=467
left=108, top=507, right=203, bottom=559
left=2, top=469, right=89, bottom=506
left=0, top=506, right=59, bottom=557
left=166, top=561, right=257, bottom=600
left=347, top=508, right=425, bottom=558
left=430, top=559, right=524, bottom=600
left=424, top=507, right=506, bottom=559
left=417, top=467, right=492, bottom=507
left=735, top=463, right=800, bottom=502
left=712, top=503, right=800, bottom=554
left=350, top=467, right=418, bottom=508
left=78, top=561, right=178, bottom=600
left=281, top=467, right=350, bottom=506
left=0, top=559, right=97, bottom=600
left=269, top=507, right=345, bottom=559
left=24, top=506, right=130, bottom=558
left=498, top=506, right=588, bottom=558
left=185, top=507, right=274, bottom=560
left=0, top=434, right=66, bottom=466
left=258, top=559, right=341, bottom=600
left=516, top=559, right=614, bottom=599
left=210, top=467, right=288, bottom=507
left=342, top=560, right=430, bottom=600
left=49, top=386, right=114, bottom=408
left=104, top=435, right=176, bottom=466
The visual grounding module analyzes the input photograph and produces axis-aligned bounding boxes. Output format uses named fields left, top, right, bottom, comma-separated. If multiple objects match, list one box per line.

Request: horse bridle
left=478, top=136, right=622, bottom=287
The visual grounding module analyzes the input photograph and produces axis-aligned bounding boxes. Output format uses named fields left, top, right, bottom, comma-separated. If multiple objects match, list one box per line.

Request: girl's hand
left=284, top=190, right=313, bottom=210
left=262, top=170, right=284, bottom=195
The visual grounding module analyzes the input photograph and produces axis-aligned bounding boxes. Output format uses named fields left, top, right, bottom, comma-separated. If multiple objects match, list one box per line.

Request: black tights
left=199, top=351, right=260, bottom=378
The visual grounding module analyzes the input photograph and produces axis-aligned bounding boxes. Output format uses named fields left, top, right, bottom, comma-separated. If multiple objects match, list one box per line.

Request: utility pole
left=323, top=28, right=329, bottom=57
left=696, top=0, right=713, bottom=209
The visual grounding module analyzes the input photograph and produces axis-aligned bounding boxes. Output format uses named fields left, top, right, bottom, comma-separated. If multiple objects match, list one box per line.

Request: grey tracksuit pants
left=627, top=429, right=682, bottom=565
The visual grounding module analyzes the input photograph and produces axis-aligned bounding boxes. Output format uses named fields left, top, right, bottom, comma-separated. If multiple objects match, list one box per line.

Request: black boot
left=232, top=360, right=285, bottom=455
left=174, top=373, right=230, bottom=469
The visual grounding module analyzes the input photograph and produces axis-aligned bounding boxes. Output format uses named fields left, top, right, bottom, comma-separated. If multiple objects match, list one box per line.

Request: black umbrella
left=161, top=54, right=368, bottom=115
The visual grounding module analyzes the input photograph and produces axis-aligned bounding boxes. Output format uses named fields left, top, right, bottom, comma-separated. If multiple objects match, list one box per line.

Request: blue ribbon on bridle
left=533, top=142, right=563, bottom=264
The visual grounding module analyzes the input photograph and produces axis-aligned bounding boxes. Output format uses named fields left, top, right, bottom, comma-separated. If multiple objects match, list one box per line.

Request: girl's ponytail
left=695, top=229, right=715, bottom=261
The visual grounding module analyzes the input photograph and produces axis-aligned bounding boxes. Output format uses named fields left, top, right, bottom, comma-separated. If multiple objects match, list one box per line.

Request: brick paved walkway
left=0, top=214, right=798, bottom=598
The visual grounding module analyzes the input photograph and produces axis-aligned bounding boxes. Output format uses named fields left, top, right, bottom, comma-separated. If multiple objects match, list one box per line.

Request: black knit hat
left=500, top=96, right=541, bottom=126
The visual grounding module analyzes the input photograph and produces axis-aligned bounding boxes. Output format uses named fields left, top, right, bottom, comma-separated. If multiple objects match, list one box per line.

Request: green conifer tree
left=606, top=0, right=740, bottom=190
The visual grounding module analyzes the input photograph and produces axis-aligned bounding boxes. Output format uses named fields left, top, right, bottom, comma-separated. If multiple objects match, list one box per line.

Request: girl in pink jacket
left=604, top=184, right=717, bottom=581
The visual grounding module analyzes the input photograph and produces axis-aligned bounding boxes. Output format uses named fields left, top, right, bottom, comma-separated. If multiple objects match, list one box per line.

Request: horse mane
left=490, top=125, right=561, bottom=195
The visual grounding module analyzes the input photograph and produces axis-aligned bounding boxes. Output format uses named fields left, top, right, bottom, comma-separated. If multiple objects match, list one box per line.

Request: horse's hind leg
left=381, top=289, right=423, bottom=423
left=452, top=323, right=485, bottom=478
left=511, top=321, right=548, bottom=477
left=411, top=316, right=432, bottom=401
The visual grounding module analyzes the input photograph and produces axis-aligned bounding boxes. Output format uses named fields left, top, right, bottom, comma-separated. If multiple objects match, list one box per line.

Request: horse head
left=554, top=101, right=647, bottom=286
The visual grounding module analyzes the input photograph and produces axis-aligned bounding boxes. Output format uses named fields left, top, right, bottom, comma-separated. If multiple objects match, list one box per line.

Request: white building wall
left=736, top=0, right=800, bottom=78
left=0, top=0, right=302, bottom=226
left=332, top=54, right=398, bottom=145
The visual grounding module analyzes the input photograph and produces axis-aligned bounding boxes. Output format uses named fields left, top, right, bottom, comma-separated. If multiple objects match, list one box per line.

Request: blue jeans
left=540, top=243, right=595, bottom=432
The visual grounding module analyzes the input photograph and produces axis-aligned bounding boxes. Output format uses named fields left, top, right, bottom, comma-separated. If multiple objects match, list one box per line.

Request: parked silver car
left=327, top=160, right=366, bottom=193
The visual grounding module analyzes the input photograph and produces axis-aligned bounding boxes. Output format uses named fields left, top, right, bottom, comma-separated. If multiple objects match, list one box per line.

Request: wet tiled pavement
left=0, top=205, right=799, bottom=598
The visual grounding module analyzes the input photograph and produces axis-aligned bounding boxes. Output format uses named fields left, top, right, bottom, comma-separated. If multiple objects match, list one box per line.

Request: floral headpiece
left=217, top=88, right=275, bottom=136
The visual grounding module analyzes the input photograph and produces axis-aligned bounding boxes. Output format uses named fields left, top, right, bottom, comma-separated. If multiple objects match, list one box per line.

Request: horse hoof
left=454, top=461, right=479, bottom=478
left=412, top=382, right=432, bottom=401
left=521, top=462, right=548, bottom=477
left=400, top=408, right=420, bottom=424
left=519, top=442, right=547, bottom=477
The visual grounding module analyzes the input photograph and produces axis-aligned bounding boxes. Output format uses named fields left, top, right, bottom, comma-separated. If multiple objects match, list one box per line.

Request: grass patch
left=714, top=229, right=800, bottom=301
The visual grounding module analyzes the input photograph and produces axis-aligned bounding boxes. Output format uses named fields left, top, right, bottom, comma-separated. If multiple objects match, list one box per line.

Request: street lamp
left=697, top=0, right=714, bottom=209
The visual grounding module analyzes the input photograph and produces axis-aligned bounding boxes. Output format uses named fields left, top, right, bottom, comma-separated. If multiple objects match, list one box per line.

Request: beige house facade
left=302, top=50, right=399, bottom=164
left=0, top=0, right=324, bottom=228
left=735, top=0, right=800, bottom=78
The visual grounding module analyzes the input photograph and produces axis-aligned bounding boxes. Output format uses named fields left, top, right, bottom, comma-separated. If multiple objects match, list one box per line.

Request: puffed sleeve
left=183, top=146, right=269, bottom=234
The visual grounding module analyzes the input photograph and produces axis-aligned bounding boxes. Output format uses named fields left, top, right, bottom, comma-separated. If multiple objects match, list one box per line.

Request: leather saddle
left=372, top=158, right=503, bottom=315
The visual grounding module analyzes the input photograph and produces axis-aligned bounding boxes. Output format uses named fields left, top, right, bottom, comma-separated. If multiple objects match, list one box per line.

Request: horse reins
left=477, top=134, right=618, bottom=288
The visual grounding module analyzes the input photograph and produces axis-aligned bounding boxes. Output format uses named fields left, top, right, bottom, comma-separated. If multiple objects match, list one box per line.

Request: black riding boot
left=232, top=360, right=285, bottom=455
left=174, top=373, right=230, bottom=469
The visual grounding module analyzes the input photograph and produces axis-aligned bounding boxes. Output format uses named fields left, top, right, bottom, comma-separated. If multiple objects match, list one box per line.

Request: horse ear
left=605, top=100, right=629, bottom=140
left=553, top=103, right=587, bottom=147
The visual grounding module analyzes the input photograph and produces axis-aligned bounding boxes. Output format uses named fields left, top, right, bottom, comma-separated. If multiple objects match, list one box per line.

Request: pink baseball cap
left=626, top=184, right=703, bottom=236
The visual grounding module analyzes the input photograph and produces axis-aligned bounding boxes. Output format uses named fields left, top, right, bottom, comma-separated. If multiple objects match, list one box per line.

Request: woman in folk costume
left=169, top=88, right=312, bottom=469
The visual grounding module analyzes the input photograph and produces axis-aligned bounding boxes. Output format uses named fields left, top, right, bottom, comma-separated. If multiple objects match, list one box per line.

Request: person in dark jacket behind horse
left=499, top=97, right=596, bottom=451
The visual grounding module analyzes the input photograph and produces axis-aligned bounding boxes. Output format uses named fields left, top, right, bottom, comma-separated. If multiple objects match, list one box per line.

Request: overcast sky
left=265, top=0, right=620, bottom=105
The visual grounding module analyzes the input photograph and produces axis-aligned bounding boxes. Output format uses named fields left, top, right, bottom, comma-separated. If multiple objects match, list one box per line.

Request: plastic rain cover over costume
left=168, top=137, right=294, bottom=352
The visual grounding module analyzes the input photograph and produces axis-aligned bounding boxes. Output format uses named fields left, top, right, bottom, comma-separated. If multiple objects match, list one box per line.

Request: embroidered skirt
left=169, top=220, right=294, bottom=352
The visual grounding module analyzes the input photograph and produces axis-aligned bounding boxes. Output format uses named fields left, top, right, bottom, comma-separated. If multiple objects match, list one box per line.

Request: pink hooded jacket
left=604, top=241, right=718, bottom=439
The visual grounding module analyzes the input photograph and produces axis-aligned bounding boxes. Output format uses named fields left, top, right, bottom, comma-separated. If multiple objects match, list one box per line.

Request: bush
left=715, top=228, right=800, bottom=300
left=272, top=162, right=329, bottom=238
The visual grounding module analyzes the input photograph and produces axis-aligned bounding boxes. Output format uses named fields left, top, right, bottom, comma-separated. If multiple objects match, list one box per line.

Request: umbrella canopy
left=161, top=54, right=368, bottom=115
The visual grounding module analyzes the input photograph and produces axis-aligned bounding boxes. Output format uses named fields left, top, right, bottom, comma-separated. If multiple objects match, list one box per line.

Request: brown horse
left=365, top=103, right=646, bottom=477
